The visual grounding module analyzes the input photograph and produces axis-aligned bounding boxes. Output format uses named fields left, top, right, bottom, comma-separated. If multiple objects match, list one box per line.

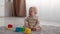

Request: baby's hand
left=31, top=27, right=36, bottom=31
left=24, top=22, right=29, bottom=28
left=31, top=26, right=41, bottom=31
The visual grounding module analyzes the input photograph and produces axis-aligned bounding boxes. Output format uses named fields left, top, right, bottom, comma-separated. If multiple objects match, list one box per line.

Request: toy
left=24, top=27, right=31, bottom=34
left=15, top=27, right=25, bottom=32
left=15, top=27, right=20, bottom=32
left=7, top=24, right=13, bottom=30
left=20, top=27, right=25, bottom=32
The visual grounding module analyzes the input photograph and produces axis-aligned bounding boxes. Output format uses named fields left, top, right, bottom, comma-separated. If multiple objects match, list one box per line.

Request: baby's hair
left=29, top=7, right=37, bottom=16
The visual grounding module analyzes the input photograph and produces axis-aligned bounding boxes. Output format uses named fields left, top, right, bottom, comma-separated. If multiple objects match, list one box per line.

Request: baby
left=24, top=7, right=41, bottom=31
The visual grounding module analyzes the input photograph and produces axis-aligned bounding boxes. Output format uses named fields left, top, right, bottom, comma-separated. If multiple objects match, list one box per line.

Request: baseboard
left=0, top=16, right=4, bottom=18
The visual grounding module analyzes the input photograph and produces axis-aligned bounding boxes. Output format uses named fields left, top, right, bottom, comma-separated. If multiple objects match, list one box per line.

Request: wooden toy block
left=8, top=24, right=13, bottom=28
left=24, top=27, right=31, bottom=34
left=15, top=27, right=20, bottom=32
left=7, top=24, right=13, bottom=30
left=20, top=27, right=25, bottom=32
left=15, top=27, right=25, bottom=32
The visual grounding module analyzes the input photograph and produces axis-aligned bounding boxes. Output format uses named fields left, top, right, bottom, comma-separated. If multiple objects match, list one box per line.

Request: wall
left=5, top=0, right=13, bottom=17
left=4, top=0, right=60, bottom=22
left=40, top=0, right=60, bottom=22
left=0, top=0, right=5, bottom=16
left=26, top=0, right=60, bottom=22
left=0, top=0, right=60, bottom=27
left=0, top=0, right=5, bottom=27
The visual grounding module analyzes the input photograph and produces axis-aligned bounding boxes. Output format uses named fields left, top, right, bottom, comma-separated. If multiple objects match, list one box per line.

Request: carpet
left=0, top=25, right=60, bottom=34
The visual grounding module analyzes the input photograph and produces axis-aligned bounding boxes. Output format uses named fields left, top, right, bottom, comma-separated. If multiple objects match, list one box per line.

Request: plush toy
left=24, top=27, right=31, bottom=34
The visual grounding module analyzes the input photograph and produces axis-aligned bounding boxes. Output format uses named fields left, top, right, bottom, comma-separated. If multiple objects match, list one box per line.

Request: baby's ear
left=8, top=0, right=10, bottom=1
left=35, top=12, right=37, bottom=14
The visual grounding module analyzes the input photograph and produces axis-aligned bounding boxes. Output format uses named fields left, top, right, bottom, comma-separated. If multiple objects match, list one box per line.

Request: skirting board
left=0, top=16, right=4, bottom=18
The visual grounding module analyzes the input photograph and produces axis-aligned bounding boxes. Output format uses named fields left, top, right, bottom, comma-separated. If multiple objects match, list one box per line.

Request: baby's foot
left=36, top=26, right=41, bottom=31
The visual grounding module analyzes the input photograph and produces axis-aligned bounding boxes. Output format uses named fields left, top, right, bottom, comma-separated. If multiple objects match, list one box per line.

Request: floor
left=0, top=25, right=60, bottom=34
left=0, top=17, right=60, bottom=34
left=0, top=17, right=60, bottom=27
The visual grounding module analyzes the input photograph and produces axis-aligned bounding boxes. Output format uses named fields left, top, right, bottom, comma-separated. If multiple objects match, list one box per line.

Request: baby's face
left=29, top=8, right=37, bottom=17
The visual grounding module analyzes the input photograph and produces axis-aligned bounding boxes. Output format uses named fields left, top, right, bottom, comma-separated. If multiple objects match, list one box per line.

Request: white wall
left=0, top=0, right=60, bottom=27
left=4, top=0, right=60, bottom=22
left=40, top=0, right=60, bottom=22
left=0, top=0, right=5, bottom=27
left=5, top=0, right=13, bottom=17
left=26, top=0, right=60, bottom=22
left=26, top=0, right=40, bottom=16
left=0, top=0, right=5, bottom=16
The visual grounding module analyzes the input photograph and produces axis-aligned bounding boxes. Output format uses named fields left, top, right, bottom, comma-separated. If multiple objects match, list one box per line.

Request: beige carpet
left=0, top=25, right=60, bottom=34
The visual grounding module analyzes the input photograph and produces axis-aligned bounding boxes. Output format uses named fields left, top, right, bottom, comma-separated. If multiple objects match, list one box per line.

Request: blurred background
left=0, top=0, right=60, bottom=27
